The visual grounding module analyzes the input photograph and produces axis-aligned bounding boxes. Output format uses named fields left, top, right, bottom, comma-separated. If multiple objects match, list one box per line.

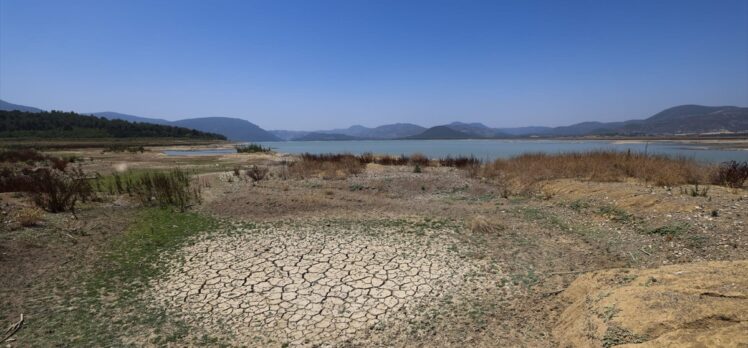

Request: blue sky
left=1, top=0, right=747, bottom=130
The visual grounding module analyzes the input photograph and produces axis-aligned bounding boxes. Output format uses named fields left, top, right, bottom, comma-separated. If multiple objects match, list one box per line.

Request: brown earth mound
left=554, top=260, right=748, bottom=347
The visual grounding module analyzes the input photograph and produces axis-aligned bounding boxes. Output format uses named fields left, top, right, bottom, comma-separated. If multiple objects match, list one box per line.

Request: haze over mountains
left=1, top=99, right=746, bottom=141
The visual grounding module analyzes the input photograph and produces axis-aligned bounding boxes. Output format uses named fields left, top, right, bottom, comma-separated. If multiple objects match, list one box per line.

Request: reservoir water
left=165, top=139, right=748, bottom=163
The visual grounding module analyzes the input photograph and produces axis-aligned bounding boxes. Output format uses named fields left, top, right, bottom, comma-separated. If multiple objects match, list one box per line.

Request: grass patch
left=518, top=207, right=571, bottom=231
left=602, top=325, right=648, bottom=348
left=20, top=208, right=223, bottom=346
left=597, top=205, right=632, bottom=222
left=569, top=199, right=590, bottom=211
left=646, top=223, right=690, bottom=236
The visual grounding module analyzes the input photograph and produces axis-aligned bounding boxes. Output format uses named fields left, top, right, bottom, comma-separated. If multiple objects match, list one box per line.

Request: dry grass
left=468, top=215, right=505, bottom=234
left=476, top=151, right=712, bottom=189
left=289, top=154, right=364, bottom=179
left=16, top=207, right=44, bottom=227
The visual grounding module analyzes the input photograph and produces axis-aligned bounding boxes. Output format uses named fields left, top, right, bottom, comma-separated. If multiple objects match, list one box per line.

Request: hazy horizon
left=1, top=0, right=747, bottom=130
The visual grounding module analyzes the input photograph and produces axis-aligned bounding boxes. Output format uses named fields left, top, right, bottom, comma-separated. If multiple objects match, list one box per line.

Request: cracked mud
left=151, top=222, right=487, bottom=346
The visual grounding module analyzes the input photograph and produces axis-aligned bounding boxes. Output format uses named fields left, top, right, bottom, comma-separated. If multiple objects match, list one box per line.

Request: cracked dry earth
left=150, top=222, right=490, bottom=346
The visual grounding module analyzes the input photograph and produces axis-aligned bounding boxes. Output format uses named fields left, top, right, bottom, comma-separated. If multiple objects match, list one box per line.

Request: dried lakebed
left=149, top=220, right=497, bottom=346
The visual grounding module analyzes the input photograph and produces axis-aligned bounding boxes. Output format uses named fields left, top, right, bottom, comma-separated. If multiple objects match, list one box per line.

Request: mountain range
left=1, top=99, right=746, bottom=141
left=286, top=105, right=748, bottom=140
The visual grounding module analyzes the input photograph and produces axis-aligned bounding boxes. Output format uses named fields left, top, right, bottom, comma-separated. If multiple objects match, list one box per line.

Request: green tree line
left=0, top=110, right=226, bottom=139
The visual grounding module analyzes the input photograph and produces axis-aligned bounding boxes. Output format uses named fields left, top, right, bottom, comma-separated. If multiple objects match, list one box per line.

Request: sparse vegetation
left=646, top=223, right=690, bottom=237
left=597, top=205, right=632, bottom=222
left=476, top=151, right=711, bottom=188
left=289, top=153, right=364, bottom=179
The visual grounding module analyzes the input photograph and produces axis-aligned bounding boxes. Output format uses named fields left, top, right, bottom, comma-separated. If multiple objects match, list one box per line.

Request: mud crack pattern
left=150, top=223, right=484, bottom=346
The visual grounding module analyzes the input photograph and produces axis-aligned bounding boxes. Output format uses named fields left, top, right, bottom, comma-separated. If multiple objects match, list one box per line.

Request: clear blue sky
left=1, top=0, right=747, bottom=130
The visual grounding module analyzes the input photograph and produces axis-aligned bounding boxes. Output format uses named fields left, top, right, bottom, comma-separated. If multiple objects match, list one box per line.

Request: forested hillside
left=0, top=110, right=226, bottom=139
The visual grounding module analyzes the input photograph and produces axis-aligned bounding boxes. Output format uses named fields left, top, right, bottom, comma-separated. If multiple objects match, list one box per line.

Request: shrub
left=712, top=161, right=748, bottom=188
left=409, top=153, right=430, bottom=167
left=236, top=143, right=271, bottom=153
left=413, top=164, right=422, bottom=173
left=0, top=148, right=48, bottom=163
left=375, top=154, right=409, bottom=166
left=439, top=155, right=481, bottom=168
left=359, top=152, right=375, bottom=164
left=29, top=166, right=93, bottom=213
left=246, top=165, right=269, bottom=182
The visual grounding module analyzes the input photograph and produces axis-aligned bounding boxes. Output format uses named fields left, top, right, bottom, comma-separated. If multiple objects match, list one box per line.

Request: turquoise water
left=164, top=140, right=748, bottom=163
left=257, top=140, right=748, bottom=163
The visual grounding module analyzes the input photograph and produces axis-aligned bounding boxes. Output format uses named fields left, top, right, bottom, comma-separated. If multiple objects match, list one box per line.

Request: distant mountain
left=547, top=105, right=748, bottom=136
left=0, top=99, right=43, bottom=113
left=446, top=122, right=510, bottom=138
left=92, top=111, right=172, bottom=125
left=4, top=99, right=746, bottom=140
left=363, top=123, right=426, bottom=138
left=91, top=112, right=279, bottom=141
left=269, top=130, right=310, bottom=141
left=316, top=123, right=426, bottom=139
left=407, top=126, right=474, bottom=139
left=293, top=132, right=360, bottom=141
left=495, top=126, right=554, bottom=136
left=172, top=117, right=281, bottom=142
